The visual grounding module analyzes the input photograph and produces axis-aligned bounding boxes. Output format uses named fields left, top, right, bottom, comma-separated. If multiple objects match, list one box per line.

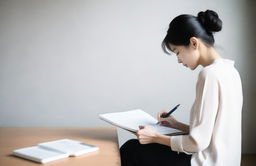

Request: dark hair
left=162, top=10, right=222, bottom=54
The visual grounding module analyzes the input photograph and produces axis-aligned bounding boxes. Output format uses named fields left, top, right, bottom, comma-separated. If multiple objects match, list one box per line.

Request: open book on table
left=99, top=109, right=186, bottom=135
left=13, top=139, right=99, bottom=163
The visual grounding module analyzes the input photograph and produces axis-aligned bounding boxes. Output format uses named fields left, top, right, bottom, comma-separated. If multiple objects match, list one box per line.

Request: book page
left=99, top=109, right=181, bottom=135
left=39, top=139, right=99, bottom=156
left=13, top=146, right=68, bottom=163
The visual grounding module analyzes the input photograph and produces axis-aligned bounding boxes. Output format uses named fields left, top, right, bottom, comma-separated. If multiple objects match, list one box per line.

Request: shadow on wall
left=243, top=0, right=256, bottom=154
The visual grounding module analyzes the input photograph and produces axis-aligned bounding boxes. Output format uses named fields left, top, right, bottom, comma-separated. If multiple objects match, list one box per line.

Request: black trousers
left=120, top=139, right=191, bottom=166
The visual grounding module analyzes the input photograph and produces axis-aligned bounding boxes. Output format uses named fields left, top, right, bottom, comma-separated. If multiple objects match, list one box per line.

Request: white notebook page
left=99, top=109, right=180, bottom=135
left=13, top=146, right=68, bottom=163
left=39, top=139, right=99, bottom=156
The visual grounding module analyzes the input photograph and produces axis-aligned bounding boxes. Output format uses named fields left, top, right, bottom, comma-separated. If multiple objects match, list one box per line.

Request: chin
left=190, top=65, right=198, bottom=70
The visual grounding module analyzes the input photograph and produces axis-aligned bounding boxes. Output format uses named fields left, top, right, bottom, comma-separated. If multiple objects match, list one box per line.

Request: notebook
left=99, top=109, right=183, bottom=135
left=13, top=139, right=99, bottom=163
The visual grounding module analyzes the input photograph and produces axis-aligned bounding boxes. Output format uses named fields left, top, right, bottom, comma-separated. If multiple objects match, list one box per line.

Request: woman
left=120, top=10, right=243, bottom=166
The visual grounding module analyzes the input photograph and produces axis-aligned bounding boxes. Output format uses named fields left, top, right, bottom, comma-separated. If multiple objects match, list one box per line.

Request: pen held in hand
left=161, top=104, right=180, bottom=118
left=156, top=104, right=180, bottom=125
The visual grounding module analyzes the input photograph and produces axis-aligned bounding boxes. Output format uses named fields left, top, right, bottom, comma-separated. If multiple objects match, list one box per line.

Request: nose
left=177, top=57, right=182, bottom=63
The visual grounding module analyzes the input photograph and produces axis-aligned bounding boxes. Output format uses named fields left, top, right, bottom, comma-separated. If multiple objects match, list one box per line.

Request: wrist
left=154, top=133, right=171, bottom=146
left=176, top=122, right=189, bottom=133
left=175, top=121, right=183, bottom=130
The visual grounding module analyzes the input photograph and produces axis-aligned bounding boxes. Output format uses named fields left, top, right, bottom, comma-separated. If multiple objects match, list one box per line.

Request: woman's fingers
left=139, top=125, right=144, bottom=130
left=160, top=121, right=170, bottom=126
left=137, top=126, right=158, bottom=144
left=157, top=110, right=168, bottom=121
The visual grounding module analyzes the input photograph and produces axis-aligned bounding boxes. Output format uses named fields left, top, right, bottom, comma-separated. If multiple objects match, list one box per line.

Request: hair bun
left=197, top=10, right=222, bottom=33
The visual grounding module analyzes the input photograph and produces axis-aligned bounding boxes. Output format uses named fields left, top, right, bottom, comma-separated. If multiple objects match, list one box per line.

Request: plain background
left=0, top=0, right=255, bottom=153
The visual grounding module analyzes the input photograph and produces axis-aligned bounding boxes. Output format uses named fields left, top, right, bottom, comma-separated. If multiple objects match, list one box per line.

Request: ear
left=189, top=37, right=199, bottom=50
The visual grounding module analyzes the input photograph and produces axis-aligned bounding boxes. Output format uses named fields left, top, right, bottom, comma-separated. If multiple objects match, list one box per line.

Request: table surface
left=0, top=127, right=121, bottom=166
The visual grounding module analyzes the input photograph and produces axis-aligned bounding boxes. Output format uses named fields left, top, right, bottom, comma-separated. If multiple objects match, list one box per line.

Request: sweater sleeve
left=171, top=70, right=219, bottom=154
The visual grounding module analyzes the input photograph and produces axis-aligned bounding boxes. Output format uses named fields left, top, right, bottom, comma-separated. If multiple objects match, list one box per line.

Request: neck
left=199, top=46, right=221, bottom=67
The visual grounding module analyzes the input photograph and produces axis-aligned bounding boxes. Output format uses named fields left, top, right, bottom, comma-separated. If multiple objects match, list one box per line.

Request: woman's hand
left=157, top=110, right=190, bottom=133
left=157, top=110, right=179, bottom=129
left=136, top=126, right=171, bottom=146
left=136, top=126, right=159, bottom=144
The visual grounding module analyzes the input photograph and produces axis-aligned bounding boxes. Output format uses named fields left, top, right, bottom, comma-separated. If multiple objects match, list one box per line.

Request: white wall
left=0, top=0, right=255, bottom=153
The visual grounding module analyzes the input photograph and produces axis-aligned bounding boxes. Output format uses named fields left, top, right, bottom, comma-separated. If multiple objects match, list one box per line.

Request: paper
left=99, top=109, right=181, bottom=135
left=13, top=146, right=68, bottom=163
left=39, top=139, right=99, bottom=156
left=13, top=139, right=99, bottom=163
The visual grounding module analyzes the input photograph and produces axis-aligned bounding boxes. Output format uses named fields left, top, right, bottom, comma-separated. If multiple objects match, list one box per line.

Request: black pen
left=156, top=104, right=180, bottom=125
left=161, top=104, right=180, bottom=118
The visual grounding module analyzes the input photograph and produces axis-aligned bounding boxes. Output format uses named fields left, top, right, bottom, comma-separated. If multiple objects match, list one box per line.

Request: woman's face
left=169, top=40, right=200, bottom=70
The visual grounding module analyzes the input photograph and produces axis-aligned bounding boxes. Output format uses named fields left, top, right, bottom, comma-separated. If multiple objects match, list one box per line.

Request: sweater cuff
left=170, top=135, right=183, bottom=152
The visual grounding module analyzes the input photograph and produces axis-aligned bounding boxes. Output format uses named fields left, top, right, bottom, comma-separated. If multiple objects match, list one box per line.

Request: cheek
left=189, top=52, right=200, bottom=67
left=181, top=53, right=191, bottom=63
left=181, top=51, right=198, bottom=66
